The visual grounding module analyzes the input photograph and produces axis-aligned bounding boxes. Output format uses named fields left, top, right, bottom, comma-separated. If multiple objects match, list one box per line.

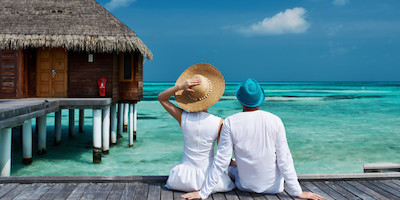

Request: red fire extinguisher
left=98, top=78, right=107, bottom=97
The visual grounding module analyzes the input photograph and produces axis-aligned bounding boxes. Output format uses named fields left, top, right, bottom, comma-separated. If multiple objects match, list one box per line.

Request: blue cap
left=236, top=78, right=265, bottom=107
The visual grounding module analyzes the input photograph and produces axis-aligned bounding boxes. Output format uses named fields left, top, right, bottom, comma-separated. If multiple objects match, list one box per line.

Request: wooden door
left=36, top=48, right=68, bottom=97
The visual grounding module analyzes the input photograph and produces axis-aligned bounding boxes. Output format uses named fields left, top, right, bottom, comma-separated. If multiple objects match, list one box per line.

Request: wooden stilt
left=22, top=120, right=33, bottom=165
left=55, top=110, right=62, bottom=145
left=117, top=103, right=123, bottom=138
left=123, top=103, right=129, bottom=132
left=37, top=115, right=47, bottom=155
left=0, top=128, right=12, bottom=176
left=102, top=106, right=110, bottom=154
left=79, top=109, right=84, bottom=133
left=69, top=109, right=75, bottom=138
left=110, top=104, right=117, bottom=145
left=93, top=109, right=102, bottom=163
left=133, top=103, right=137, bottom=141
left=129, top=103, right=134, bottom=147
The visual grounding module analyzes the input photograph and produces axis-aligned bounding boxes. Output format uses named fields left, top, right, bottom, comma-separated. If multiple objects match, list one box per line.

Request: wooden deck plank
left=13, top=183, right=41, bottom=200
left=311, top=182, right=347, bottom=200
left=381, top=180, right=400, bottom=194
left=53, top=183, right=78, bottom=199
left=301, top=182, right=334, bottom=200
left=40, top=183, right=66, bottom=199
left=336, top=181, right=374, bottom=200
left=250, top=192, right=266, bottom=200
left=107, top=183, right=125, bottom=199
left=160, top=186, right=173, bottom=200
left=234, top=189, right=254, bottom=200
left=346, top=181, right=388, bottom=200
left=370, top=180, right=400, bottom=198
left=0, top=183, right=30, bottom=199
left=284, top=190, right=301, bottom=200
left=322, top=181, right=361, bottom=200
left=29, top=183, right=54, bottom=200
left=358, top=181, right=398, bottom=199
left=147, top=183, right=161, bottom=200
left=173, top=190, right=185, bottom=200
left=225, top=190, right=240, bottom=200
left=0, top=183, right=18, bottom=198
left=392, top=179, right=400, bottom=186
left=275, top=191, right=294, bottom=200
left=66, top=183, right=89, bottom=200
left=79, top=183, right=101, bottom=199
left=134, top=183, right=150, bottom=200
left=263, top=193, right=280, bottom=200
left=212, top=192, right=227, bottom=200
left=121, top=183, right=137, bottom=200
left=93, top=183, right=114, bottom=200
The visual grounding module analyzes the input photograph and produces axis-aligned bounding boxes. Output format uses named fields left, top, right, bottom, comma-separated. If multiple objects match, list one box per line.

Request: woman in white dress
left=158, top=63, right=234, bottom=193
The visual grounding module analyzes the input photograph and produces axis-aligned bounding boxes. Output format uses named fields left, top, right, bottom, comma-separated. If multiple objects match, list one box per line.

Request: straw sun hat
left=175, top=63, right=225, bottom=112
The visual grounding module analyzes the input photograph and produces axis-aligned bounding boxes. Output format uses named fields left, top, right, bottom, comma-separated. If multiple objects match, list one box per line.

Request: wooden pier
left=0, top=174, right=399, bottom=199
left=0, top=98, right=139, bottom=176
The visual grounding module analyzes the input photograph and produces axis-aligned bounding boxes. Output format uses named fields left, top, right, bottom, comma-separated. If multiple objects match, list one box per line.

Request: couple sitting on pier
left=158, top=63, right=324, bottom=200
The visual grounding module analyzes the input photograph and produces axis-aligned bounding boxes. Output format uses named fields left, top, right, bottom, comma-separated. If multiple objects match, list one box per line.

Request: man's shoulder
left=225, top=110, right=281, bottom=121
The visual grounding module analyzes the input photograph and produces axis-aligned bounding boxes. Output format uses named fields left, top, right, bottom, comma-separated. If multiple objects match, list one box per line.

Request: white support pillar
left=102, top=106, right=110, bottom=154
left=69, top=109, right=75, bottom=138
left=123, top=103, right=129, bottom=132
left=117, top=103, right=123, bottom=138
left=37, top=115, right=47, bottom=155
left=1, top=128, right=12, bottom=176
left=129, top=103, right=134, bottom=147
left=55, top=110, right=62, bottom=145
left=22, top=119, right=33, bottom=165
left=93, top=109, right=102, bottom=163
left=133, top=103, right=137, bottom=141
left=79, top=109, right=84, bottom=133
left=110, top=104, right=117, bottom=145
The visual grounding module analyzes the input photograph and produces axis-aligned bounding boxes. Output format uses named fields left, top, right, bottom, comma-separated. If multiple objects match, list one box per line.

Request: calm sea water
left=11, top=82, right=400, bottom=176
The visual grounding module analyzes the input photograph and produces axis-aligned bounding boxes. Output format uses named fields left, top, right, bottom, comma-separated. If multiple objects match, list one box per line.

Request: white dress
left=165, top=111, right=235, bottom=192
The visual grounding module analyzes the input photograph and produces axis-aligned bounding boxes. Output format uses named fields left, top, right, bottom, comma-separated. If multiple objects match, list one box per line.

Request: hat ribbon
left=187, top=78, right=212, bottom=102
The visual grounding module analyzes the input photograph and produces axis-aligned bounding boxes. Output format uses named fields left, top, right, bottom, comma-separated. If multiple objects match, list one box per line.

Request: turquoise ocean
left=10, top=82, right=400, bottom=176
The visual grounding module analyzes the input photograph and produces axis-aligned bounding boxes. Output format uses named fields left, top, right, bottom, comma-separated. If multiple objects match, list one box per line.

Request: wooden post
left=92, top=109, right=102, bottom=163
left=69, top=109, right=75, bottom=138
left=129, top=103, right=134, bottom=147
left=117, top=103, right=123, bottom=138
left=79, top=109, right=84, bottom=133
left=0, top=128, right=12, bottom=176
left=123, top=103, right=129, bottom=132
left=55, top=110, right=62, bottom=145
left=133, top=103, right=137, bottom=141
left=37, top=115, right=47, bottom=155
left=110, top=104, right=117, bottom=145
left=22, top=119, right=33, bottom=165
left=102, top=106, right=110, bottom=154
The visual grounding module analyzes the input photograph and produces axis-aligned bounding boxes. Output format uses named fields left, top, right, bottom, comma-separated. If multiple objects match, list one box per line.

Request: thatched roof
left=0, top=0, right=152, bottom=60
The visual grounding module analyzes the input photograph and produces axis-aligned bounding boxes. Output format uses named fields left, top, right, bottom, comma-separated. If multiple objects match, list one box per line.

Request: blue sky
left=97, top=0, right=400, bottom=82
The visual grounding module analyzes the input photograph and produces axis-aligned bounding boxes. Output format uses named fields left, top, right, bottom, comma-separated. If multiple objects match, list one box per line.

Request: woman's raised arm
left=157, top=78, right=201, bottom=125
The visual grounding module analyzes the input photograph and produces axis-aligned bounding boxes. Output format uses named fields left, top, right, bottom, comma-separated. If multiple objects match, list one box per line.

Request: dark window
left=122, top=53, right=132, bottom=80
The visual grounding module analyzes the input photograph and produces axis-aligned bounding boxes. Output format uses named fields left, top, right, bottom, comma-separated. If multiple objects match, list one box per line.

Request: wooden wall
left=0, top=50, right=28, bottom=99
left=112, top=54, right=120, bottom=101
left=119, top=52, right=143, bottom=101
left=68, top=52, right=114, bottom=98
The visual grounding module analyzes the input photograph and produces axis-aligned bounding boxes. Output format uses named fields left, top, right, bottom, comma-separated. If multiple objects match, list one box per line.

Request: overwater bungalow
left=0, top=0, right=152, bottom=100
left=0, top=0, right=152, bottom=176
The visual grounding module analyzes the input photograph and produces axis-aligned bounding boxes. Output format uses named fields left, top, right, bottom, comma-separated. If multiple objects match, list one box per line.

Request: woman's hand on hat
left=179, top=78, right=201, bottom=93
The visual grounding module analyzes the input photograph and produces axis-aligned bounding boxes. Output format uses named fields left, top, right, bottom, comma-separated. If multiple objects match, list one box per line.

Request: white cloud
left=332, top=0, right=349, bottom=6
left=238, top=7, right=310, bottom=36
left=104, top=0, right=135, bottom=11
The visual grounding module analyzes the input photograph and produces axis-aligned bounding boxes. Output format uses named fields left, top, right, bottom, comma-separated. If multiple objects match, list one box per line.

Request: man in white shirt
left=182, top=79, right=324, bottom=200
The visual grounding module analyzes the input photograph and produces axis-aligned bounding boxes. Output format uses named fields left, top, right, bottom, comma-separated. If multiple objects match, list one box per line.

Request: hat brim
left=175, top=63, right=225, bottom=112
